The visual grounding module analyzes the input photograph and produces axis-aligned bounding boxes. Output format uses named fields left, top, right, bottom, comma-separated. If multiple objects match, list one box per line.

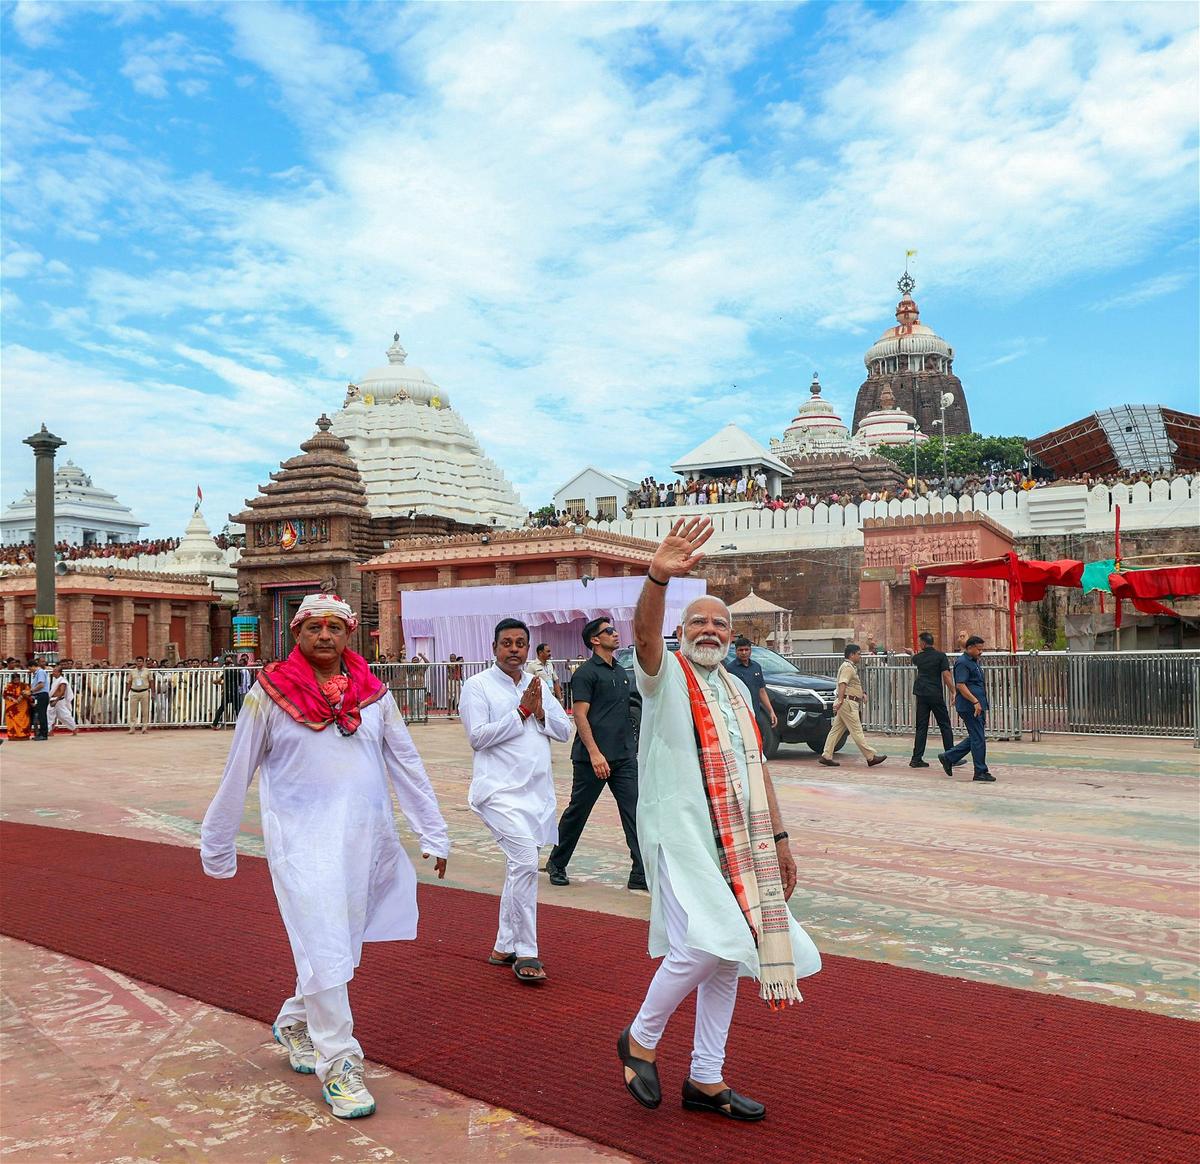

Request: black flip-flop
left=487, top=951, right=517, bottom=966
left=513, top=957, right=547, bottom=984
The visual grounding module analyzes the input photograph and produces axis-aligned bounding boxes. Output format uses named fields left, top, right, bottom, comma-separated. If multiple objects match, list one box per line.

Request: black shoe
left=909, top=759, right=930, bottom=768
left=617, top=1026, right=661, bottom=1109
left=937, top=753, right=953, bottom=777
left=546, top=863, right=569, bottom=886
left=681, top=1078, right=765, bottom=1121
left=867, top=754, right=887, bottom=767
left=972, top=772, right=997, bottom=782
left=627, top=876, right=649, bottom=892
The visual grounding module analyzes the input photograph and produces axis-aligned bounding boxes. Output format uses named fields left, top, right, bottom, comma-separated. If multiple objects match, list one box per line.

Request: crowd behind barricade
left=1, top=648, right=588, bottom=737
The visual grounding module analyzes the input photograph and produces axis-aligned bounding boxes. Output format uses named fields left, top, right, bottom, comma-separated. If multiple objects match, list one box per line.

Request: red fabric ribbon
left=257, top=646, right=386, bottom=734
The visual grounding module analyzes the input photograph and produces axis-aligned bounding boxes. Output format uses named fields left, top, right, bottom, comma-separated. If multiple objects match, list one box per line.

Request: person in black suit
left=909, top=631, right=955, bottom=768
left=546, top=615, right=646, bottom=891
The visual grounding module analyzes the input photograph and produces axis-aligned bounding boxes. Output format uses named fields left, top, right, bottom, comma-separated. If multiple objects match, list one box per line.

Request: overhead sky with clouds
left=2, top=1, right=1197, bottom=536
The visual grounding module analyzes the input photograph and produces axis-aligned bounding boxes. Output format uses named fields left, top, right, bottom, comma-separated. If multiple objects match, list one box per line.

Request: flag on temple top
left=195, top=484, right=203, bottom=512
left=905, top=248, right=917, bottom=259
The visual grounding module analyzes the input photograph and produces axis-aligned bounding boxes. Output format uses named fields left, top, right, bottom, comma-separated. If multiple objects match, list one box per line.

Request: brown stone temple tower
left=852, top=271, right=972, bottom=439
left=231, top=416, right=374, bottom=659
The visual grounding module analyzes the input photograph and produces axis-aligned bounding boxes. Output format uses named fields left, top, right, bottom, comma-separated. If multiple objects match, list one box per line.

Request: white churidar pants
left=630, top=855, right=740, bottom=1085
left=275, top=981, right=362, bottom=1081
left=49, top=702, right=77, bottom=732
left=483, top=821, right=540, bottom=958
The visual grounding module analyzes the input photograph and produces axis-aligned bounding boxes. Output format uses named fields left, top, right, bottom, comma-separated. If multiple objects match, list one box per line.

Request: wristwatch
left=773, top=831, right=789, bottom=844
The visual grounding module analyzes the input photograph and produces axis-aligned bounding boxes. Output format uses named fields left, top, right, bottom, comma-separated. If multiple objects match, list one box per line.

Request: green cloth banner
left=1081, top=559, right=1117, bottom=594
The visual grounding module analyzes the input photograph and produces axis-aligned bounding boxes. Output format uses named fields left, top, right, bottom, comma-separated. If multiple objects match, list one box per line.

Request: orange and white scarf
left=678, top=653, right=801, bottom=1005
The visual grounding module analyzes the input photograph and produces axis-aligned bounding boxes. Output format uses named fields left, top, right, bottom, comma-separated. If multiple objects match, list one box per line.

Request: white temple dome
left=347, top=333, right=448, bottom=408
left=330, top=334, right=525, bottom=528
left=784, top=374, right=849, bottom=443
left=854, top=384, right=928, bottom=447
left=864, top=294, right=953, bottom=368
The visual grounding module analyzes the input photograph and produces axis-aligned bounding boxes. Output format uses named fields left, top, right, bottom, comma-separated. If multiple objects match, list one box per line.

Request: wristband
left=646, top=572, right=669, bottom=587
left=773, top=831, right=789, bottom=843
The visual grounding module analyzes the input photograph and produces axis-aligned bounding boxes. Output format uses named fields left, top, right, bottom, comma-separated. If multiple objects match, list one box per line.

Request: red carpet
left=2, top=822, right=1196, bottom=1164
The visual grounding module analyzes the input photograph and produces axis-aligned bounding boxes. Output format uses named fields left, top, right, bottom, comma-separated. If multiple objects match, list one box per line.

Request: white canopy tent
left=400, top=575, right=707, bottom=664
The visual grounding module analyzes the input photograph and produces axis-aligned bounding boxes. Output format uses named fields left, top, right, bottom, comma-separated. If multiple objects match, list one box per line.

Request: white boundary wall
left=593, top=477, right=1198, bottom=554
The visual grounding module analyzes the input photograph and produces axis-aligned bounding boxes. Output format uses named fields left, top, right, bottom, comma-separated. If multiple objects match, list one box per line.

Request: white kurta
left=200, top=687, right=450, bottom=995
left=635, top=652, right=821, bottom=981
left=459, top=664, right=571, bottom=844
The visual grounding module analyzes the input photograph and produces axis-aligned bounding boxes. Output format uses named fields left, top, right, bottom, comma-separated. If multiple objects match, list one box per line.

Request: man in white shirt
left=29, top=657, right=50, bottom=741
left=201, top=593, right=450, bottom=1120
left=48, top=665, right=79, bottom=735
left=616, top=517, right=820, bottom=1121
left=460, top=618, right=571, bottom=984
left=525, top=643, right=563, bottom=703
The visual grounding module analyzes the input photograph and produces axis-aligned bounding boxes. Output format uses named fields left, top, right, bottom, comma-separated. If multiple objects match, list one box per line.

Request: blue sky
left=2, top=1, right=1197, bottom=537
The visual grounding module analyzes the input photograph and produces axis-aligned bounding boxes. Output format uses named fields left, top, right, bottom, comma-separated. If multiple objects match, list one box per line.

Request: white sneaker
left=272, top=1021, right=316, bottom=1074
left=322, top=1054, right=375, bottom=1118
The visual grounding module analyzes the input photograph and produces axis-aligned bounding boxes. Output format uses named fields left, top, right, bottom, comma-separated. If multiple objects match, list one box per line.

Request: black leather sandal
left=487, top=951, right=517, bottom=965
left=512, top=957, right=547, bottom=983
left=681, top=1078, right=766, bottom=1121
left=617, top=1025, right=661, bottom=1109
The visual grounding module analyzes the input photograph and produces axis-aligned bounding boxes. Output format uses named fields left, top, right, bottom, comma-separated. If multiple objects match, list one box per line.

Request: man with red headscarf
left=201, top=594, right=450, bottom=1120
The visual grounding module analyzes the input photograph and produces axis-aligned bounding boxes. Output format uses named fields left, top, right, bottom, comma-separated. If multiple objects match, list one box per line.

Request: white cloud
left=120, top=31, right=223, bottom=99
left=2, top=2, right=1196, bottom=525
left=1090, top=272, right=1194, bottom=312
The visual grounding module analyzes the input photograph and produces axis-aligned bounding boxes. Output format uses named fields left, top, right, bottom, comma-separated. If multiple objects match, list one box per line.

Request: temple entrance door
left=132, top=614, right=149, bottom=658
left=274, top=588, right=317, bottom=658
left=896, top=591, right=943, bottom=650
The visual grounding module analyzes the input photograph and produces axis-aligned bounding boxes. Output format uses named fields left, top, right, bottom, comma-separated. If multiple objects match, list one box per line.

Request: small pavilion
left=728, top=589, right=792, bottom=650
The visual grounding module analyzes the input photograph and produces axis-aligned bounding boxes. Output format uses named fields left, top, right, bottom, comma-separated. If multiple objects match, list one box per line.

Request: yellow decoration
left=430, top=396, right=441, bottom=409
left=363, top=394, right=375, bottom=405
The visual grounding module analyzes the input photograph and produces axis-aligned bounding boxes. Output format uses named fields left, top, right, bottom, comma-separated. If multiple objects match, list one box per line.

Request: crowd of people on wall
left=630, top=473, right=775, bottom=510
left=0, top=537, right=182, bottom=566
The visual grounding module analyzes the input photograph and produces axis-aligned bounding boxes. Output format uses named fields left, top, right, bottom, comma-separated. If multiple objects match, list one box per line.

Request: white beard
left=680, top=637, right=725, bottom=669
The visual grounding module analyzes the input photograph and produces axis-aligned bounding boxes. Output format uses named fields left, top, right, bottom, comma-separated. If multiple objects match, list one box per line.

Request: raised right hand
left=650, top=517, right=714, bottom=580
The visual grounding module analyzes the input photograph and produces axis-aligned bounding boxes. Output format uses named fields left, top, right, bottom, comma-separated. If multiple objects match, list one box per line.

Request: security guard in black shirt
left=909, top=631, right=955, bottom=767
left=546, top=615, right=646, bottom=891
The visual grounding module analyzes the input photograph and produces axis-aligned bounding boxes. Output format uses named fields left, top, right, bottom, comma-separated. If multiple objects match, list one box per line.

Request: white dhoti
left=631, top=854, right=740, bottom=1084
left=48, top=700, right=77, bottom=733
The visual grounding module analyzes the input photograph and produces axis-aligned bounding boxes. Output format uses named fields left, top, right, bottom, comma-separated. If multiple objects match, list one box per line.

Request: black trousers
left=913, top=695, right=954, bottom=760
left=549, top=756, right=644, bottom=880
left=31, top=692, right=50, bottom=739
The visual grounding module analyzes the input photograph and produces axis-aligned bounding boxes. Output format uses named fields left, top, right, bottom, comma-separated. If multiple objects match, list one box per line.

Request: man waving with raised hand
left=616, top=517, right=821, bottom=1122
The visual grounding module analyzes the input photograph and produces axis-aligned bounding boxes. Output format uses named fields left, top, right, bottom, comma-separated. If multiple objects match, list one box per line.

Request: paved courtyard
left=1, top=723, right=1196, bottom=1161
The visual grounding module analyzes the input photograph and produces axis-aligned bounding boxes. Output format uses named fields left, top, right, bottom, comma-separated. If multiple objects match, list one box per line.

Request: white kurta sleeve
left=536, top=680, right=572, bottom=743
left=200, top=689, right=271, bottom=878
left=380, top=695, right=451, bottom=858
left=460, top=676, right=525, bottom=751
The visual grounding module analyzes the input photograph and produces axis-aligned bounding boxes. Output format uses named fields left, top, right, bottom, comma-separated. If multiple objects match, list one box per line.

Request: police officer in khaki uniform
left=819, top=643, right=887, bottom=768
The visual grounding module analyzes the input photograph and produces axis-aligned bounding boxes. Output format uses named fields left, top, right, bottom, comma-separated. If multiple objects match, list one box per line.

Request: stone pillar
left=437, top=566, right=458, bottom=587
left=148, top=600, right=172, bottom=661
left=22, top=425, right=66, bottom=660
left=1, top=596, right=21, bottom=658
left=187, top=601, right=211, bottom=661
left=377, top=581, right=401, bottom=659
left=556, top=559, right=578, bottom=581
left=110, top=597, right=134, bottom=664
left=65, top=593, right=94, bottom=662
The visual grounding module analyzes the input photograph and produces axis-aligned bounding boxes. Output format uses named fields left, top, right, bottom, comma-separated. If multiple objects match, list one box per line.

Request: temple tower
left=852, top=271, right=972, bottom=439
